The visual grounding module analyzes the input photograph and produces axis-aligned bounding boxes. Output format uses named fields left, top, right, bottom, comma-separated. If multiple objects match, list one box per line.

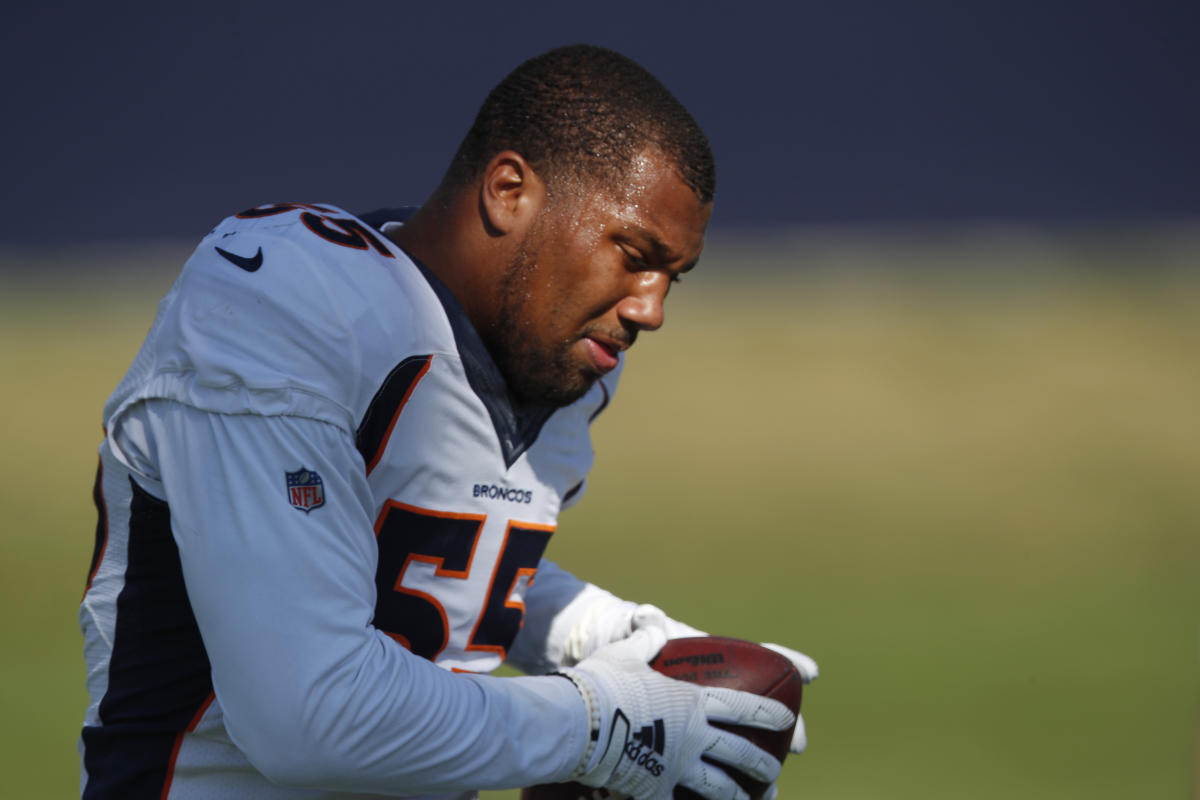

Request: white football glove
left=560, top=628, right=793, bottom=800
left=627, top=605, right=819, bottom=755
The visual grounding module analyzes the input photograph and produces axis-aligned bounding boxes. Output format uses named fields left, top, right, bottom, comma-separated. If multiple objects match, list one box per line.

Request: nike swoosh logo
left=215, top=245, right=263, bottom=272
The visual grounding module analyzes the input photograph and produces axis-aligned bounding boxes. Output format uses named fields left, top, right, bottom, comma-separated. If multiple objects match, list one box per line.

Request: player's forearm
left=221, top=640, right=588, bottom=792
left=194, top=551, right=590, bottom=791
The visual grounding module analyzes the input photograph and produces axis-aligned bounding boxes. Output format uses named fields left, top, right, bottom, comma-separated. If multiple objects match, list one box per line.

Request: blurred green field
left=2, top=237, right=1198, bottom=799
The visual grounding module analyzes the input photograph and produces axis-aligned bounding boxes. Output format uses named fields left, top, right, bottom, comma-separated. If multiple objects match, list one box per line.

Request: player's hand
left=561, top=628, right=793, bottom=800
left=759, top=642, right=819, bottom=684
left=630, top=607, right=819, bottom=755
left=759, top=642, right=817, bottom=754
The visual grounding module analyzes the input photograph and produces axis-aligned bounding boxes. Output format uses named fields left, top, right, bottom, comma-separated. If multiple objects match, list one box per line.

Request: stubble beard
left=492, top=244, right=596, bottom=410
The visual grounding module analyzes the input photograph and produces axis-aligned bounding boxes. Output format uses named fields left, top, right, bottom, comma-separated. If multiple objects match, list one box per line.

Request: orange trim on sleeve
left=159, top=691, right=216, bottom=799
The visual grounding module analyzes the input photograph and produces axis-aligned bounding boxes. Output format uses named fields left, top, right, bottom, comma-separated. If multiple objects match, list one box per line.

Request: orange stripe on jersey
left=505, top=567, right=540, bottom=613
left=465, top=520, right=555, bottom=659
left=373, top=501, right=486, bottom=661
left=358, top=355, right=434, bottom=476
left=159, top=691, right=215, bottom=800
left=373, top=500, right=487, bottom=544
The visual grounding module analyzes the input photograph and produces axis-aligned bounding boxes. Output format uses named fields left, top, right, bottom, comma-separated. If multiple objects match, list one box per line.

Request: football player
left=79, top=45, right=817, bottom=800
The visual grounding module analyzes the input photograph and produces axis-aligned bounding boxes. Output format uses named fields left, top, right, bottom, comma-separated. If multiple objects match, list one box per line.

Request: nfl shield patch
left=286, top=468, right=325, bottom=513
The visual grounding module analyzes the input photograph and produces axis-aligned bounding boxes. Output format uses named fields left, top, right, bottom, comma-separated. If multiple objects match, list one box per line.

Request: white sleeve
left=126, top=399, right=587, bottom=794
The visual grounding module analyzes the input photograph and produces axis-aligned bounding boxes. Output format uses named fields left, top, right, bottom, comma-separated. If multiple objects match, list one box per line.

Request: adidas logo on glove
left=622, top=716, right=666, bottom=777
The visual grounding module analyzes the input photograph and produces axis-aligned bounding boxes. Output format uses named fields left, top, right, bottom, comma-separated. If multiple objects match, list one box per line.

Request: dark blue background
left=3, top=0, right=1197, bottom=244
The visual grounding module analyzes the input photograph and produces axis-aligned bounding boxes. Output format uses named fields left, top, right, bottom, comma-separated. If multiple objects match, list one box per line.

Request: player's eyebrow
left=650, top=234, right=701, bottom=275
left=622, top=227, right=694, bottom=268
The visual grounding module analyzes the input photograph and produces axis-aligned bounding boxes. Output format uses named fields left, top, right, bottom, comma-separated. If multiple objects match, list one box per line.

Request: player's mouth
left=582, top=335, right=624, bottom=374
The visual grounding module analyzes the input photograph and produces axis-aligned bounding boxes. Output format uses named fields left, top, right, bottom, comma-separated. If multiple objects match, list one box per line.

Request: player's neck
left=386, top=189, right=505, bottom=338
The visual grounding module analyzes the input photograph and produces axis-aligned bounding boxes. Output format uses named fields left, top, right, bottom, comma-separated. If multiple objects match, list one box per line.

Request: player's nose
left=617, top=273, right=668, bottom=332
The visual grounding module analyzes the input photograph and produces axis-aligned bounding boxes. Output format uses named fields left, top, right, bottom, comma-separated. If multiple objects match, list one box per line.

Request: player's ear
left=479, top=150, right=545, bottom=236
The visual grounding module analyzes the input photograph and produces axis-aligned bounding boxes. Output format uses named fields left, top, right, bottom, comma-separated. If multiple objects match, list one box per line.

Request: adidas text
left=623, top=741, right=664, bottom=777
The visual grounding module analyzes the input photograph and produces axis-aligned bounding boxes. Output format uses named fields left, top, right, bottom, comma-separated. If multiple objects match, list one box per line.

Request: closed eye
left=620, top=241, right=688, bottom=284
left=621, top=245, right=651, bottom=270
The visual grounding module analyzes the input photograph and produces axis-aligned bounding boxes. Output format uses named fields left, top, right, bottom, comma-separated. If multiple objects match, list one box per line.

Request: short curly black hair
left=445, top=44, right=715, bottom=203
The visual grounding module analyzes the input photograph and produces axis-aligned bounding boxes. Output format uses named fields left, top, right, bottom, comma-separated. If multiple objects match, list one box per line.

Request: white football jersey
left=79, top=203, right=623, bottom=798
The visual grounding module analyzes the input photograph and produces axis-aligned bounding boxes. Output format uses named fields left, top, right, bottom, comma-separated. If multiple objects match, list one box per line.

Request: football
left=522, top=636, right=802, bottom=800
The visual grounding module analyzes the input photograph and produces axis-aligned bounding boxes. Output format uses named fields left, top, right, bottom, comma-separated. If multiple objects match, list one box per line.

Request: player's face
left=492, top=150, right=712, bottom=407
